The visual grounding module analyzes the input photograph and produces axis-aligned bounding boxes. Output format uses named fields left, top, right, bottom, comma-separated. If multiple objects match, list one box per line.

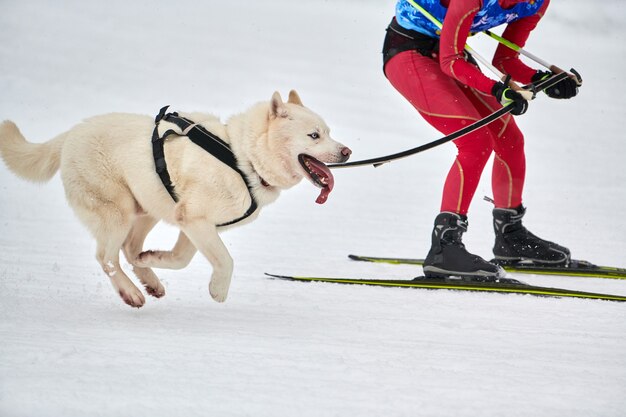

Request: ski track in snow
left=1, top=1, right=625, bottom=416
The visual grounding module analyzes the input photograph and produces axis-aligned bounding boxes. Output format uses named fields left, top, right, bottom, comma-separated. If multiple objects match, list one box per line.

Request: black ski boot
left=492, top=205, right=571, bottom=265
left=423, top=212, right=505, bottom=279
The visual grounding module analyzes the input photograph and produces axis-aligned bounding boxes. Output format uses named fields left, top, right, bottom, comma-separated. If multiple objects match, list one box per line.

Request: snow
left=1, top=1, right=625, bottom=416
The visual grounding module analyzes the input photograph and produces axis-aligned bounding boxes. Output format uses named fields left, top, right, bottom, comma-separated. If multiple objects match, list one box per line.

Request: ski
left=265, top=273, right=626, bottom=302
left=348, top=254, right=626, bottom=280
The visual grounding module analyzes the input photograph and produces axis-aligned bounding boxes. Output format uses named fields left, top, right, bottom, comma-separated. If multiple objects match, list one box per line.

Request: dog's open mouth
left=298, top=154, right=334, bottom=204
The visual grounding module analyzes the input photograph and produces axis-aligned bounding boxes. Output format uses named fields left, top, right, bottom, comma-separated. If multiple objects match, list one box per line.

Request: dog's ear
left=270, top=91, right=289, bottom=119
left=288, top=90, right=303, bottom=106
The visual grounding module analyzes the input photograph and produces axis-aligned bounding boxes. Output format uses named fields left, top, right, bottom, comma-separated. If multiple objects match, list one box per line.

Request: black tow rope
left=328, top=71, right=571, bottom=169
left=151, top=106, right=258, bottom=227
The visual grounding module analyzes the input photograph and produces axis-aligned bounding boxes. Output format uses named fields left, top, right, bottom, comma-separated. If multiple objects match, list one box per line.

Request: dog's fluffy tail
left=0, top=120, right=68, bottom=182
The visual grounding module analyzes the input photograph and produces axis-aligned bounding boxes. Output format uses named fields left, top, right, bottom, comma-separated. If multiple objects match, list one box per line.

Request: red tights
left=385, top=51, right=525, bottom=214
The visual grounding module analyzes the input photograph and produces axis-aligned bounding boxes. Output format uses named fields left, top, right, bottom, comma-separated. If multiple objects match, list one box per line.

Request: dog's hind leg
left=180, top=222, right=233, bottom=303
left=123, top=215, right=165, bottom=298
left=135, top=231, right=197, bottom=270
left=71, top=194, right=146, bottom=308
left=60, top=141, right=147, bottom=307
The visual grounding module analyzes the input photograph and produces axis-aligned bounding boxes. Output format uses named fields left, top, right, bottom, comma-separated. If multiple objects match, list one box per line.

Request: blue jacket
left=395, top=0, right=545, bottom=37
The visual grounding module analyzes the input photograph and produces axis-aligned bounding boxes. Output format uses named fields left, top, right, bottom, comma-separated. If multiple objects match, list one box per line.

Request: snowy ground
left=1, top=1, right=625, bottom=416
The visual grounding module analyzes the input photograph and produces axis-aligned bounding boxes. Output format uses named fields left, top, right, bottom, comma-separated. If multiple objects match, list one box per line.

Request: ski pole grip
left=549, top=65, right=565, bottom=74
left=505, top=76, right=534, bottom=100
left=502, top=74, right=534, bottom=100
left=550, top=65, right=583, bottom=86
left=515, top=88, right=535, bottom=101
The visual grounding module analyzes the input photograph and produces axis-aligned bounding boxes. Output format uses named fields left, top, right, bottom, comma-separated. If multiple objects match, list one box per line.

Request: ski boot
left=492, top=205, right=571, bottom=266
left=423, top=212, right=505, bottom=280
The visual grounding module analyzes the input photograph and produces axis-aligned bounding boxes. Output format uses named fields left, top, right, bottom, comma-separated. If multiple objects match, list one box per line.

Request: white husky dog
left=0, top=90, right=351, bottom=308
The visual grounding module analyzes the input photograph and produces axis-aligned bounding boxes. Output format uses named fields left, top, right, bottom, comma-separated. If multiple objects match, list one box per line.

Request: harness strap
left=383, top=17, right=440, bottom=68
left=151, top=105, right=258, bottom=227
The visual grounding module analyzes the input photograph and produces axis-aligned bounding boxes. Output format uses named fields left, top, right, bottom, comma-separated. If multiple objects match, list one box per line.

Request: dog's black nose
left=340, top=147, right=352, bottom=162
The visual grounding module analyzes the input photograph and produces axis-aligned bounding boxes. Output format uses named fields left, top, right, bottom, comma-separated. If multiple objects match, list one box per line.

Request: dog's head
left=265, top=90, right=351, bottom=204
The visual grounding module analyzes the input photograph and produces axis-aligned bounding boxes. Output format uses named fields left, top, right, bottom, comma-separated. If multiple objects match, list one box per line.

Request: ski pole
left=482, top=30, right=583, bottom=85
left=405, top=0, right=534, bottom=99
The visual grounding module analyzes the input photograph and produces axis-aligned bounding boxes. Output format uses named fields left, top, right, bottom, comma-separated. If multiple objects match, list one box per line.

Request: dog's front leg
left=182, top=222, right=233, bottom=303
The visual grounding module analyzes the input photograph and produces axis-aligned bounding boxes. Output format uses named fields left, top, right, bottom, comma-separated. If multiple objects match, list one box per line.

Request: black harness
left=151, top=105, right=258, bottom=227
left=382, top=18, right=478, bottom=74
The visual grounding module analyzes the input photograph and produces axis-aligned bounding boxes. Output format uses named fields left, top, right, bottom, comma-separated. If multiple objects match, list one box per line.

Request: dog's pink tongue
left=316, top=183, right=332, bottom=204
left=312, top=161, right=334, bottom=205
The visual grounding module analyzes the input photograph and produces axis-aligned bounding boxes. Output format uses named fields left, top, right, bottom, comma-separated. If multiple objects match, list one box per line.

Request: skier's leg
left=385, top=51, right=503, bottom=278
left=462, top=87, right=571, bottom=264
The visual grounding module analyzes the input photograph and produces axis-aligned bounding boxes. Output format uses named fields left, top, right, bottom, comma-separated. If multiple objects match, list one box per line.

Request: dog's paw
left=144, top=282, right=166, bottom=298
left=209, top=279, right=230, bottom=303
left=134, top=250, right=157, bottom=268
left=119, top=287, right=146, bottom=308
left=131, top=265, right=166, bottom=298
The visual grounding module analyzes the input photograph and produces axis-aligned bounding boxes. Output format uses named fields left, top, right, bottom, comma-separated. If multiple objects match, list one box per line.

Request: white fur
left=0, top=90, right=350, bottom=307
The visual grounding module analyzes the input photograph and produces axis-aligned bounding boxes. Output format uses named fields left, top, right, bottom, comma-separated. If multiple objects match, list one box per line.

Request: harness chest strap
left=151, top=105, right=258, bottom=227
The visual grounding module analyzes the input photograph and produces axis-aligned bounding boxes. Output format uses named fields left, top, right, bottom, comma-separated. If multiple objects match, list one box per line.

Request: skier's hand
left=532, top=70, right=580, bottom=99
left=492, top=81, right=528, bottom=116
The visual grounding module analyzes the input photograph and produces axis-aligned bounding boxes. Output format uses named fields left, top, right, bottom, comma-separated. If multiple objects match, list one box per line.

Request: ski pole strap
left=328, top=72, right=569, bottom=170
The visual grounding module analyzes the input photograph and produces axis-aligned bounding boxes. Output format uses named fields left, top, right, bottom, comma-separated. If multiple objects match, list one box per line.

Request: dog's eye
left=307, top=132, right=320, bottom=140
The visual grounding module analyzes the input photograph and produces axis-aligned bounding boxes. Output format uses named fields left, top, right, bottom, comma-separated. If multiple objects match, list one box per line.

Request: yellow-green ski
left=348, top=254, right=626, bottom=280
left=266, top=273, right=626, bottom=302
